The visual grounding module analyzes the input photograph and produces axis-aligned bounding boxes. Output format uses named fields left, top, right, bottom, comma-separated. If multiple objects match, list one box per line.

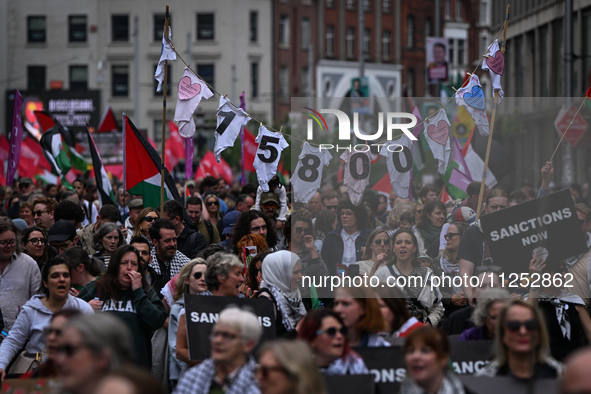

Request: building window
left=301, top=67, right=310, bottom=97
left=346, top=27, right=355, bottom=58
left=279, top=15, right=289, bottom=47
left=456, top=0, right=463, bottom=20
left=406, top=16, right=414, bottom=47
left=27, top=66, right=46, bottom=91
left=112, top=65, right=129, bottom=97
left=363, top=0, right=371, bottom=11
left=445, top=0, right=451, bottom=18
left=382, top=30, right=391, bottom=60
left=251, top=62, right=259, bottom=98
left=69, top=15, right=87, bottom=42
left=27, top=16, right=46, bottom=43
left=363, top=29, right=371, bottom=59
left=112, top=15, right=129, bottom=42
left=197, top=64, right=214, bottom=86
left=154, top=14, right=165, bottom=41
left=326, top=25, right=335, bottom=56
left=383, top=0, right=391, bottom=12
left=301, top=18, right=311, bottom=49
left=457, top=39, right=465, bottom=64
left=425, top=18, right=432, bottom=38
left=326, top=0, right=335, bottom=7
left=69, top=65, right=88, bottom=91
left=279, top=66, right=289, bottom=101
left=153, top=64, right=171, bottom=96
left=250, top=11, right=258, bottom=42
left=197, top=13, right=214, bottom=40
left=480, top=35, right=488, bottom=57
left=480, top=0, right=489, bottom=24
left=346, top=0, right=355, bottom=10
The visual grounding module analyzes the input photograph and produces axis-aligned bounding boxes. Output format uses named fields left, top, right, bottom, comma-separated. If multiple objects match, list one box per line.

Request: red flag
left=97, top=106, right=119, bottom=132
left=17, top=137, right=51, bottom=179
left=371, top=173, right=393, bottom=194
left=165, top=120, right=185, bottom=171
left=195, top=151, right=233, bottom=184
left=243, top=128, right=256, bottom=172
left=440, top=187, right=452, bottom=204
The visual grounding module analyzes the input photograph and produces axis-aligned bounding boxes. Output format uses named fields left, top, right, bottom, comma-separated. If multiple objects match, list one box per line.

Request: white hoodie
left=0, top=294, right=93, bottom=370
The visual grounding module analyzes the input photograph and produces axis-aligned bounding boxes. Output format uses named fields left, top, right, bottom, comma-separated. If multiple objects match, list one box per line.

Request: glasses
left=444, top=233, right=460, bottom=240
left=374, top=239, right=391, bottom=246
left=506, top=320, right=538, bottom=333
left=207, top=201, right=219, bottom=206
left=294, top=227, right=311, bottom=235
left=0, top=239, right=16, bottom=247
left=51, top=242, right=71, bottom=253
left=251, top=225, right=267, bottom=232
left=316, top=326, right=347, bottom=337
left=43, top=327, right=62, bottom=337
left=325, top=205, right=338, bottom=211
left=193, top=272, right=203, bottom=280
left=56, top=343, right=89, bottom=357
left=255, top=364, right=288, bottom=379
left=33, top=210, right=50, bottom=217
left=209, top=331, right=241, bottom=341
left=143, top=216, right=156, bottom=223
left=19, top=183, right=31, bottom=190
left=340, top=210, right=355, bottom=217
left=26, top=238, right=46, bottom=246
left=263, top=203, right=278, bottom=210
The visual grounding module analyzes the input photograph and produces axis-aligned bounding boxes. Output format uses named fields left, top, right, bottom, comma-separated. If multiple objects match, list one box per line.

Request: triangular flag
left=97, top=106, right=119, bottom=132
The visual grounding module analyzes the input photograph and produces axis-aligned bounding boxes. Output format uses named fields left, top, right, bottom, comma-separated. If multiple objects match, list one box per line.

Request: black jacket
left=177, top=225, right=207, bottom=259
left=320, top=228, right=372, bottom=275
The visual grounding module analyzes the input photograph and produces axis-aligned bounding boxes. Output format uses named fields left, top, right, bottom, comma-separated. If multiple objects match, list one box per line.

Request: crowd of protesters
left=1, top=164, right=591, bottom=393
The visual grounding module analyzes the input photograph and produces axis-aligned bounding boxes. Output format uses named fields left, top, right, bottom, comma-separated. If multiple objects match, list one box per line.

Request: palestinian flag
left=123, top=114, right=180, bottom=209
left=35, top=111, right=87, bottom=177
left=86, top=127, right=116, bottom=207
left=442, top=136, right=472, bottom=200
left=462, top=126, right=513, bottom=188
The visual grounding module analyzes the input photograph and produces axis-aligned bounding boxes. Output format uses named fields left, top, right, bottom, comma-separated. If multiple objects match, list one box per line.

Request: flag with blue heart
left=455, top=74, right=490, bottom=136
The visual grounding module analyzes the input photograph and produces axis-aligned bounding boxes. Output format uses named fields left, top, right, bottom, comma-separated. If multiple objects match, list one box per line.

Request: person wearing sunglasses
left=32, top=197, right=56, bottom=231
left=175, top=307, right=262, bottom=394
left=526, top=258, right=591, bottom=361
left=476, top=299, right=563, bottom=379
left=203, top=194, right=222, bottom=227
left=131, top=207, right=159, bottom=242
left=401, top=326, right=474, bottom=394
left=431, top=222, right=469, bottom=318
left=355, top=229, right=393, bottom=277
left=0, top=257, right=93, bottom=380
left=167, top=258, right=208, bottom=388
left=256, top=340, right=326, bottom=394
left=54, top=312, right=134, bottom=394
left=21, top=226, right=49, bottom=270
left=298, top=309, right=368, bottom=375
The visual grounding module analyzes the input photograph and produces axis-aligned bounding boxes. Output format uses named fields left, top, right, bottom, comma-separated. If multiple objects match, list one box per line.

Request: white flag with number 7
left=214, top=96, right=251, bottom=163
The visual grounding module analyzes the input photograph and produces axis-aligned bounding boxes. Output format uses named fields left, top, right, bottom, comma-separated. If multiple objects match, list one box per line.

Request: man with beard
left=130, top=236, right=152, bottom=278
left=148, top=219, right=190, bottom=297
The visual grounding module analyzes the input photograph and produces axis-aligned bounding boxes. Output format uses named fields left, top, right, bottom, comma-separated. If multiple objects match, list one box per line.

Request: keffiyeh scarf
left=267, top=284, right=306, bottom=331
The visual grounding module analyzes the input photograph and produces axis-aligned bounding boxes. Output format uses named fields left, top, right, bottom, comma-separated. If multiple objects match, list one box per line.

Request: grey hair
left=217, top=307, right=262, bottom=347
left=205, top=253, right=243, bottom=291
left=93, top=222, right=124, bottom=253
left=64, top=313, right=133, bottom=370
left=471, top=288, right=510, bottom=327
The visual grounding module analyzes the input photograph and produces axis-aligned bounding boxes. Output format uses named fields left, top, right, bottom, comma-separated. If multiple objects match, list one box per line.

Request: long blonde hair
left=173, top=258, right=207, bottom=302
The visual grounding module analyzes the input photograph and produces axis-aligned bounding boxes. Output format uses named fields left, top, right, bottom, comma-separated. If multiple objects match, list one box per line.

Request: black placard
left=184, top=295, right=276, bottom=361
left=355, top=340, right=493, bottom=393
left=324, top=374, right=375, bottom=394
left=480, top=189, right=587, bottom=274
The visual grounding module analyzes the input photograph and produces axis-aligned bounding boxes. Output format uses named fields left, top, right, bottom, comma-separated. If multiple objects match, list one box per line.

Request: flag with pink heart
left=455, top=74, right=490, bottom=136
left=174, top=67, right=214, bottom=138
left=481, top=40, right=505, bottom=103
left=423, top=109, right=452, bottom=174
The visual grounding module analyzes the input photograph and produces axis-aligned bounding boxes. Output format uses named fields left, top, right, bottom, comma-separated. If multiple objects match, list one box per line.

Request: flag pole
left=475, top=4, right=510, bottom=221
left=160, top=4, right=170, bottom=216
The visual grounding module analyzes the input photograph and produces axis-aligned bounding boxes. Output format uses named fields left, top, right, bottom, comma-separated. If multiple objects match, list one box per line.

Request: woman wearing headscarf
left=257, top=251, right=306, bottom=337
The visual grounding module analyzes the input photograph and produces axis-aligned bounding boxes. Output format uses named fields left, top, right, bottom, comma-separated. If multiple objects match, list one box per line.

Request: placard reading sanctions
left=184, top=294, right=276, bottom=361
left=480, top=189, right=587, bottom=274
